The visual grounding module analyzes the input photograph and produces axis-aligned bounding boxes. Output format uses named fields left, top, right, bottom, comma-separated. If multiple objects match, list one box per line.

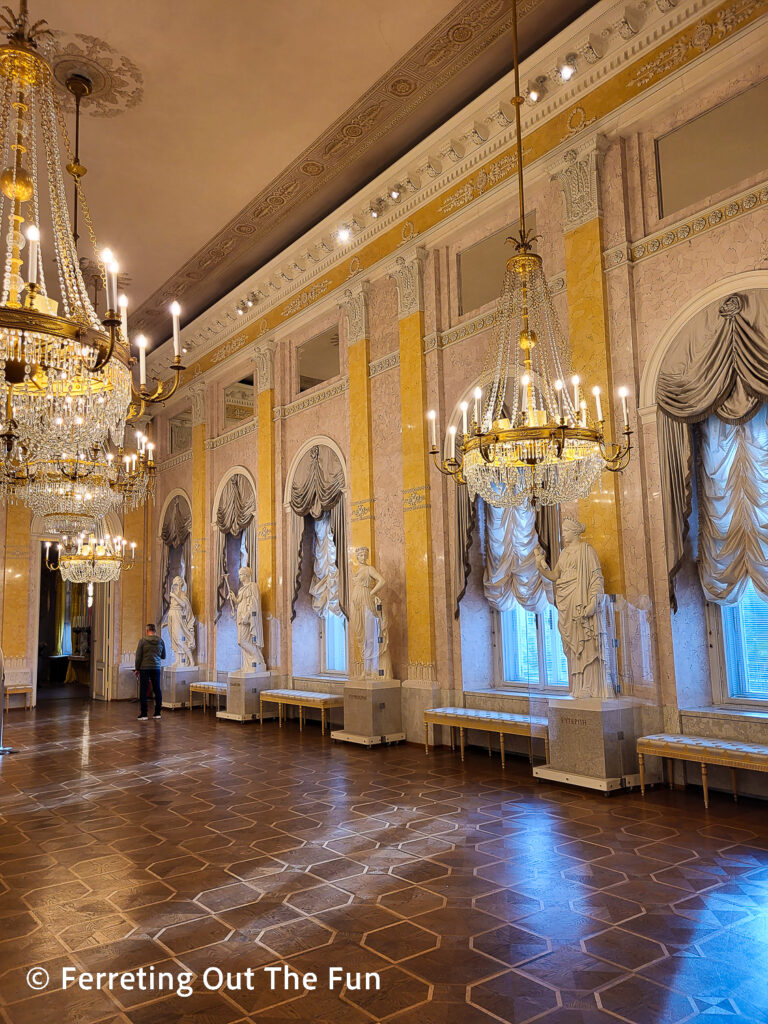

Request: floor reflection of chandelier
left=428, top=0, right=632, bottom=509
left=45, top=529, right=136, bottom=583
left=0, top=2, right=135, bottom=470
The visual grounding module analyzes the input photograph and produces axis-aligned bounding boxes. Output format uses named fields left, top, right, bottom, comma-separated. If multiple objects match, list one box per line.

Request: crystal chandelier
left=45, top=528, right=136, bottom=583
left=428, top=0, right=632, bottom=509
left=0, top=2, right=135, bottom=467
left=7, top=429, right=155, bottom=534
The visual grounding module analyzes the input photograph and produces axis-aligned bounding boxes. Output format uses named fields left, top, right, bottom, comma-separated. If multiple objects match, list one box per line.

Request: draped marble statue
left=309, top=513, right=341, bottom=618
left=350, top=547, right=393, bottom=679
left=535, top=518, right=613, bottom=699
left=160, top=495, right=192, bottom=622
left=227, top=565, right=265, bottom=672
left=167, top=576, right=196, bottom=667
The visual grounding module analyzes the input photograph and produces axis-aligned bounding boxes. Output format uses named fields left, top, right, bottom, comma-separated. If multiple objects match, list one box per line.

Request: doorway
left=36, top=543, right=92, bottom=703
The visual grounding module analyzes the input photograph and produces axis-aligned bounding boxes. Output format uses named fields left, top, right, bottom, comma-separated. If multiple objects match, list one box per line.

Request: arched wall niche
left=212, top=466, right=258, bottom=675
left=283, top=436, right=348, bottom=680
left=158, top=490, right=193, bottom=638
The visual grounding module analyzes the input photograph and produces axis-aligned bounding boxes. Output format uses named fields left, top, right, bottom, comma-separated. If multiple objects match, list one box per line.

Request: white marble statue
left=535, top=518, right=613, bottom=699
left=350, top=547, right=393, bottom=679
left=227, top=565, right=266, bottom=672
left=167, top=575, right=196, bottom=667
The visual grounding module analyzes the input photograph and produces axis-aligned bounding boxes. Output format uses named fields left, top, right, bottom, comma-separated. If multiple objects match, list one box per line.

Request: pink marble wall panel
left=368, top=277, right=400, bottom=363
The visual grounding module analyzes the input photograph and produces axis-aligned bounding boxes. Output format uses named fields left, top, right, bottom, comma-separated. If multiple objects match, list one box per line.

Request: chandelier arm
left=130, top=358, right=186, bottom=407
left=87, top=314, right=120, bottom=372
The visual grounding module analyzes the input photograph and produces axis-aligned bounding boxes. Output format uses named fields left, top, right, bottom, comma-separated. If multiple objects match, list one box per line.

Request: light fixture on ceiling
left=45, top=527, right=136, bottom=584
left=389, top=186, right=401, bottom=200
left=427, top=0, right=632, bottom=509
left=526, top=76, right=547, bottom=103
left=336, top=226, right=351, bottom=244
left=558, top=54, right=577, bottom=81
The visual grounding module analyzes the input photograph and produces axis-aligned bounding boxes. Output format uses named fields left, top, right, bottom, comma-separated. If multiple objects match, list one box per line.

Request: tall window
left=321, top=611, right=347, bottom=674
left=721, top=584, right=768, bottom=700
left=497, top=602, right=568, bottom=689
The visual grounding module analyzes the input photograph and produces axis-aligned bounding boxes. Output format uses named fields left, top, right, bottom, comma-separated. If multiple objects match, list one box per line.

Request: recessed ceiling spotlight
left=337, top=226, right=351, bottom=244
left=237, top=307, right=243, bottom=316
left=389, top=187, right=401, bottom=200
left=527, top=76, right=547, bottom=104
left=247, top=299, right=253, bottom=307
left=559, top=53, right=577, bottom=81
left=370, top=207, right=379, bottom=219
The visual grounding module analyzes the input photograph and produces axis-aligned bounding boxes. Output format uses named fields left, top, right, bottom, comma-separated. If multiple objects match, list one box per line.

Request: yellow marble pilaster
left=121, top=505, right=149, bottom=646
left=391, top=251, right=436, bottom=679
left=255, top=342, right=277, bottom=630
left=2, top=505, right=31, bottom=659
left=555, top=138, right=625, bottom=594
left=342, top=283, right=375, bottom=558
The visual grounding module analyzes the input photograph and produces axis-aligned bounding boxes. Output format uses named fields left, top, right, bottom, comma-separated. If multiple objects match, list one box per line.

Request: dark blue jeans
left=139, top=669, right=162, bottom=717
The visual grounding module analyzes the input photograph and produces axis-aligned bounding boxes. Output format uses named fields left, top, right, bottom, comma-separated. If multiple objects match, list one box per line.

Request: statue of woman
left=349, top=547, right=393, bottom=679
left=167, top=576, right=196, bottom=667
left=228, top=565, right=266, bottom=672
left=534, top=518, right=612, bottom=699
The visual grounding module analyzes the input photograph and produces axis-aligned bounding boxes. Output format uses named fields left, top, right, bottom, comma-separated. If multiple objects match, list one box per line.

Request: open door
left=92, top=581, right=114, bottom=701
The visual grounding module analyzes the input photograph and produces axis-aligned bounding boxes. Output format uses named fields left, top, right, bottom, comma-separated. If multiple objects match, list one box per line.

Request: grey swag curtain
left=656, top=290, right=768, bottom=608
left=215, top=474, right=257, bottom=620
left=288, top=445, right=348, bottom=620
left=159, top=495, right=192, bottom=622
left=453, top=488, right=559, bottom=616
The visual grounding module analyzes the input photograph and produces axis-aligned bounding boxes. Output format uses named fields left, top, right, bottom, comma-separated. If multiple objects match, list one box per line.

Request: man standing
left=135, top=624, right=166, bottom=721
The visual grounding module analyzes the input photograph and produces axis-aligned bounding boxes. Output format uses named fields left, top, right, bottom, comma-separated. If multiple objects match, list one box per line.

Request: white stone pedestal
left=217, top=669, right=275, bottom=722
left=533, top=696, right=644, bottom=792
left=332, top=678, right=405, bottom=746
left=162, top=666, right=199, bottom=709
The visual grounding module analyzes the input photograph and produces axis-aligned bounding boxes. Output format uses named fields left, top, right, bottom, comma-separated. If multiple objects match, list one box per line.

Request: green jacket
left=135, top=635, right=166, bottom=670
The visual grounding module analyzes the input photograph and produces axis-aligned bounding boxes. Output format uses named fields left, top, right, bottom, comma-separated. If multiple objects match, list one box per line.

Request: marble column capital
left=389, top=247, right=428, bottom=319
left=252, top=338, right=277, bottom=394
left=549, top=134, right=610, bottom=233
left=340, top=280, right=372, bottom=345
left=189, top=381, right=207, bottom=426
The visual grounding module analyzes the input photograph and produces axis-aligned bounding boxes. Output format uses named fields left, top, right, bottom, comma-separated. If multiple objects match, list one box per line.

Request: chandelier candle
left=118, top=294, right=128, bottom=339
left=137, top=334, right=147, bottom=387
left=26, top=225, right=38, bottom=286
left=593, top=386, right=603, bottom=423
left=170, top=301, right=181, bottom=357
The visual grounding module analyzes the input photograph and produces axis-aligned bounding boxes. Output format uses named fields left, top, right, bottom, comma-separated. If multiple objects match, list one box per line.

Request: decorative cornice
left=157, top=449, right=193, bottom=474
left=603, top=181, right=768, bottom=272
left=277, top=377, right=349, bottom=419
left=389, top=247, right=428, bottom=318
left=340, top=280, right=371, bottom=345
left=369, top=351, right=400, bottom=377
left=550, top=133, right=609, bottom=232
left=204, top=418, right=257, bottom=451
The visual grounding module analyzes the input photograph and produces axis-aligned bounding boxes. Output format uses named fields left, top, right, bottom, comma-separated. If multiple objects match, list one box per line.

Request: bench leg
left=459, top=727, right=465, bottom=763
left=259, top=699, right=263, bottom=726
left=499, top=733, right=505, bottom=770
left=487, top=734, right=492, bottom=757
left=731, top=767, right=738, bottom=803
left=701, top=763, right=709, bottom=809
left=299, top=705, right=303, bottom=732
left=638, top=753, right=645, bottom=796
left=449, top=726, right=454, bottom=751
left=424, top=722, right=429, bottom=756
left=666, top=757, right=673, bottom=790
left=321, top=707, right=326, bottom=735
left=278, top=703, right=283, bottom=727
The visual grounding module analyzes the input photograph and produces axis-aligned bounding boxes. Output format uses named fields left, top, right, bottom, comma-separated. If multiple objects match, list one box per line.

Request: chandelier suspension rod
left=510, top=0, right=526, bottom=243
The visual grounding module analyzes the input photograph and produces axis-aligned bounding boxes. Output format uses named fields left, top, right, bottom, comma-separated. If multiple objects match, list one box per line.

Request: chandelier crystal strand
left=427, top=0, right=632, bottom=508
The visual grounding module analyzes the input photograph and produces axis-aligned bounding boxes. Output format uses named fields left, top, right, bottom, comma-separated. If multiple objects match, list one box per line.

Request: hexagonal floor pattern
left=1, top=701, right=768, bottom=1023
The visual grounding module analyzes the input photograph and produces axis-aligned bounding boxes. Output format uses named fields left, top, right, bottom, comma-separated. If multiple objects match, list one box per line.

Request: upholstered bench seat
left=189, top=681, right=227, bottom=711
left=424, top=706, right=549, bottom=767
left=637, top=733, right=768, bottom=808
left=259, top=689, right=344, bottom=733
left=3, top=683, right=33, bottom=711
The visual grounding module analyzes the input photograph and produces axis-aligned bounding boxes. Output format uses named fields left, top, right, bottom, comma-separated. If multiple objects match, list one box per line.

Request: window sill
left=681, top=705, right=768, bottom=724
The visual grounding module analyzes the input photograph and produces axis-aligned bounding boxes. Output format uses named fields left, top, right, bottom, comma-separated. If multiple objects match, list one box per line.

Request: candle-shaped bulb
left=147, top=442, right=155, bottom=464
left=26, top=224, right=39, bottom=286
left=170, top=300, right=181, bottom=358
left=592, top=385, right=603, bottom=423
left=580, top=399, right=587, bottom=427
left=618, top=386, right=630, bottom=429
left=571, top=374, right=580, bottom=409
left=427, top=409, right=437, bottom=451
left=460, top=400, right=468, bottom=436
left=448, top=424, right=457, bottom=461
left=521, top=373, right=530, bottom=418
left=107, top=261, right=119, bottom=312
left=100, top=247, right=114, bottom=265
left=137, top=334, right=147, bottom=388
left=473, top=386, right=482, bottom=431
left=118, top=293, right=129, bottom=339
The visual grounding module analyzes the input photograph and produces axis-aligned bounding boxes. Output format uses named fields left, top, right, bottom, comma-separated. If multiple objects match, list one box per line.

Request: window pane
left=324, top=611, right=347, bottom=674
left=722, top=584, right=768, bottom=698
left=500, top=604, right=539, bottom=685
left=542, top=605, right=569, bottom=687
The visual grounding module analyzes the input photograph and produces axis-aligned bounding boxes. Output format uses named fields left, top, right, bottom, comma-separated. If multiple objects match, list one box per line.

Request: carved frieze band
left=407, top=661, right=437, bottom=682
left=369, top=351, right=400, bottom=377
left=550, top=134, right=609, bottom=232
left=276, top=377, right=349, bottom=419
left=204, top=418, right=257, bottom=451
left=340, top=280, right=371, bottom=345
left=351, top=499, right=374, bottom=523
left=157, top=449, right=193, bottom=474
left=403, top=485, right=430, bottom=511
left=389, top=247, right=428, bottom=318
left=258, top=522, right=276, bottom=540
left=603, top=183, right=768, bottom=272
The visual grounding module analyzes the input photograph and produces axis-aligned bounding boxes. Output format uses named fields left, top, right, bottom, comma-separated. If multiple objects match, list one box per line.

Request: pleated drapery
left=214, top=474, right=257, bottom=620
left=482, top=501, right=552, bottom=614
left=308, top=513, right=341, bottom=617
left=159, top=495, right=192, bottom=622
left=288, top=445, right=348, bottom=619
left=656, top=290, right=768, bottom=607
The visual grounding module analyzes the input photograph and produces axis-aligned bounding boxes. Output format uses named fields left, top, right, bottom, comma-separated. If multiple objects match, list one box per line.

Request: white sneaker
left=137, top=715, right=148, bottom=721
left=153, top=714, right=162, bottom=720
